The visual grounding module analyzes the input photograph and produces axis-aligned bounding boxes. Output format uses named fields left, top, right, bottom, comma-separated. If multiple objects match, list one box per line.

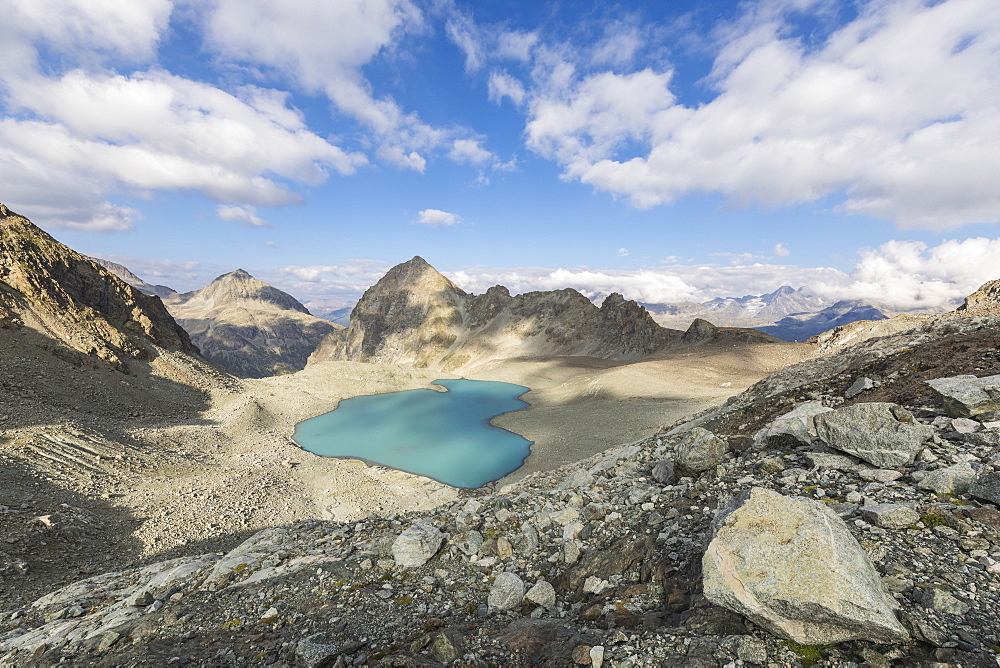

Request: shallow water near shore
left=292, top=379, right=534, bottom=488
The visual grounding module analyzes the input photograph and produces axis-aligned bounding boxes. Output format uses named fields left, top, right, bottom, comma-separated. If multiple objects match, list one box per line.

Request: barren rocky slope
left=0, top=203, right=196, bottom=368
left=310, top=256, right=778, bottom=372
left=166, top=270, right=341, bottom=378
left=4, top=283, right=1000, bottom=666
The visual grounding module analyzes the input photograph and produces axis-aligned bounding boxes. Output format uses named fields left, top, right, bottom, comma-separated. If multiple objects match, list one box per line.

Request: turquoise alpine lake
left=291, top=379, right=534, bottom=488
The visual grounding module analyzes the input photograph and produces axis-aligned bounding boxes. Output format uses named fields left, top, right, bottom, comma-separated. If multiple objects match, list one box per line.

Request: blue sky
left=2, top=0, right=1000, bottom=311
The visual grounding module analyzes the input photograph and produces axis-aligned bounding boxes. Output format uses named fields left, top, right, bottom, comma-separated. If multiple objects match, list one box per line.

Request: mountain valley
left=4, top=203, right=1000, bottom=665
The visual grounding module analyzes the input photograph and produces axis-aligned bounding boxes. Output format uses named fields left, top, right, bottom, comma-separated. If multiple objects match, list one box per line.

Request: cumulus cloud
left=416, top=209, right=461, bottom=227
left=448, top=138, right=492, bottom=164
left=201, top=0, right=484, bottom=172
left=773, top=243, right=790, bottom=258
left=276, top=260, right=391, bottom=301
left=217, top=204, right=269, bottom=228
left=617, top=248, right=629, bottom=257
left=440, top=238, right=1000, bottom=313
left=517, top=0, right=1000, bottom=228
left=812, top=238, right=1000, bottom=311
left=497, top=31, right=538, bottom=61
left=0, top=1, right=370, bottom=232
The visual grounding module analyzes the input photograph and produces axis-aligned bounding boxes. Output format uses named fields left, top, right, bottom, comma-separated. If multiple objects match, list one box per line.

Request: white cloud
left=498, top=31, right=538, bottom=61
left=448, top=139, right=492, bottom=164
left=1, top=0, right=172, bottom=71
left=0, top=1, right=379, bottom=233
left=812, top=238, right=1000, bottom=311
left=488, top=71, right=527, bottom=106
left=275, top=260, right=391, bottom=301
left=518, top=0, right=1000, bottom=228
left=0, top=71, right=366, bottom=230
left=201, top=0, right=479, bottom=172
left=217, top=204, right=269, bottom=227
left=416, top=209, right=461, bottom=227
left=89, top=253, right=205, bottom=290
left=617, top=248, right=629, bottom=257
left=445, top=11, right=483, bottom=72
left=773, top=243, right=790, bottom=257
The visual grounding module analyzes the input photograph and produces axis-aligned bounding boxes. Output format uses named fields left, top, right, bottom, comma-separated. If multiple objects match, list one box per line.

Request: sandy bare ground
left=1, top=341, right=810, bottom=607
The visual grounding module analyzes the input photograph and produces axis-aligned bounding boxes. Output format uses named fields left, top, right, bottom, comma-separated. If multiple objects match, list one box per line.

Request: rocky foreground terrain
left=5, top=202, right=1000, bottom=666
left=4, top=269, right=1000, bottom=665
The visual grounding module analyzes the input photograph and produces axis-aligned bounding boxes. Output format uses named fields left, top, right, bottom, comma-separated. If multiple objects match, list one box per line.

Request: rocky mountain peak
left=183, top=269, right=310, bottom=315
left=163, top=268, right=338, bottom=377
left=311, top=258, right=682, bottom=370
left=682, top=317, right=719, bottom=344
left=0, top=203, right=196, bottom=366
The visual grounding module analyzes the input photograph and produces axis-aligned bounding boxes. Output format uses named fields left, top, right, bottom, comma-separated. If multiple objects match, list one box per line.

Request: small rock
left=846, top=377, right=876, bottom=399
left=590, top=645, right=605, bottom=668
left=703, top=487, right=908, bottom=644
left=926, top=374, right=1000, bottom=418
left=296, top=633, right=340, bottom=668
left=969, top=472, right=1000, bottom=504
left=674, top=427, right=729, bottom=477
left=572, top=644, right=593, bottom=665
left=735, top=635, right=768, bottom=664
left=488, top=572, right=525, bottom=611
left=814, top=402, right=933, bottom=468
left=651, top=460, right=676, bottom=485
left=923, top=588, right=970, bottom=616
left=525, top=580, right=556, bottom=608
left=917, top=462, right=976, bottom=495
left=860, top=504, right=920, bottom=529
left=428, top=632, right=460, bottom=663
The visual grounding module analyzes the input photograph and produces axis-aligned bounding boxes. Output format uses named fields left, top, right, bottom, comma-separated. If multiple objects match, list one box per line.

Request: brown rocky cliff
left=0, top=203, right=197, bottom=367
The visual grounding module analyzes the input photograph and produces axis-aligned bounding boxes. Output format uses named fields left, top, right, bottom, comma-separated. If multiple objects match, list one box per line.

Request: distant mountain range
left=308, top=256, right=781, bottom=372
left=643, top=286, right=889, bottom=342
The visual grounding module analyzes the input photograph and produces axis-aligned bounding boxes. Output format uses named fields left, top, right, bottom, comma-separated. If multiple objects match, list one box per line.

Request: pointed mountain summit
left=168, top=269, right=312, bottom=316
left=0, top=203, right=196, bottom=367
left=310, top=257, right=684, bottom=371
left=165, top=268, right=339, bottom=377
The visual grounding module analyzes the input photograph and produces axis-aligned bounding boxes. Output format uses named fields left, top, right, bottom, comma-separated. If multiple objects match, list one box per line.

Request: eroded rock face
left=926, top=374, right=1000, bottom=419
left=814, top=403, right=933, bottom=467
left=703, top=488, right=908, bottom=645
left=958, top=278, right=1000, bottom=311
left=0, top=203, right=196, bottom=367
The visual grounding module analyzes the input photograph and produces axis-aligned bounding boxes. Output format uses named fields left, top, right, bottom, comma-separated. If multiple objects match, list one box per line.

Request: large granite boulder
left=813, top=402, right=932, bottom=467
left=674, top=427, right=729, bottom=477
left=926, top=374, right=1000, bottom=419
left=703, top=488, right=908, bottom=645
left=753, top=401, right=832, bottom=449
